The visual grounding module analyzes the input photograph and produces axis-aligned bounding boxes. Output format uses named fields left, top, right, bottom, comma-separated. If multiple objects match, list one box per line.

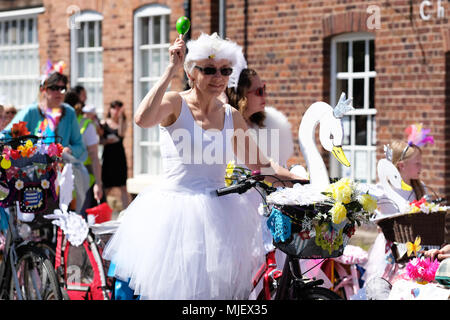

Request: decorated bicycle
left=0, top=122, right=64, bottom=299
left=221, top=93, right=377, bottom=299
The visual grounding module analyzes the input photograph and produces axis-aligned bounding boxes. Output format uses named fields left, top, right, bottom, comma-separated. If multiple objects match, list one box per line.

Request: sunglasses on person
left=194, top=65, right=233, bottom=76
left=248, top=83, right=266, bottom=97
left=46, top=85, right=67, bottom=93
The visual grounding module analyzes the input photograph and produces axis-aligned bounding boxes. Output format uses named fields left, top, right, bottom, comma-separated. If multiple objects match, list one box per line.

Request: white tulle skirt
left=103, top=184, right=264, bottom=300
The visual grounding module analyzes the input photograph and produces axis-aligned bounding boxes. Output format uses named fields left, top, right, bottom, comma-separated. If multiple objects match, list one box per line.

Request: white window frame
left=133, top=5, right=171, bottom=179
left=329, top=32, right=377, bottom=183
left=0, top=7, right=44, bottom=109
left=70, top=10, right=103, bottom=117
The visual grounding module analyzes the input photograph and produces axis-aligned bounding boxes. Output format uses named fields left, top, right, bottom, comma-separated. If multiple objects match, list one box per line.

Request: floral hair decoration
left=400, top=123, right=434, bottom=161
left=40, top=60, right=66, bottom=85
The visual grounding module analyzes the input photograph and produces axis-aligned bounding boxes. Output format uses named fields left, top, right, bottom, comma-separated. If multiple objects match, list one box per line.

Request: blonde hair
left=390, top=139, right=425, bottom=199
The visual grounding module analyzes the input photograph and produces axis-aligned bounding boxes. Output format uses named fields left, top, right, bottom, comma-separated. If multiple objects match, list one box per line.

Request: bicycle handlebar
left=216, top=174, right=309, bottom=197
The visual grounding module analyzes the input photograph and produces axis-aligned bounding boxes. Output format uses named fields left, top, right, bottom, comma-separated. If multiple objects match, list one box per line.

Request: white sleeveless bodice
left=159, top=97, right=235, bottom=193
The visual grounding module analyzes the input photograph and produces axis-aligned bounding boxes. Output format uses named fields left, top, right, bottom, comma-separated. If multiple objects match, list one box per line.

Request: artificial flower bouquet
left=266, top=178, right=377, bottom=258
left=405, top=197, right=447, bottom=214
left=0, top=121, right=63, bottom=214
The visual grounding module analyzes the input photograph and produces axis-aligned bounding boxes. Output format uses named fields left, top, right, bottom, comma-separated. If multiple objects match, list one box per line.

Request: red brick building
left=0, top=0, right=449, bottom=199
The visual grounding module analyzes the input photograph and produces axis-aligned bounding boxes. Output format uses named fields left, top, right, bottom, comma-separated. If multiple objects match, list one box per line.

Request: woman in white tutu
left=103, top=33, right=302, bottom=300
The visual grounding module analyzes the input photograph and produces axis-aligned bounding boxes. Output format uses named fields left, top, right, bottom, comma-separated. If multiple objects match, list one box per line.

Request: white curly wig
left=184, top=32, right=247, bottom=89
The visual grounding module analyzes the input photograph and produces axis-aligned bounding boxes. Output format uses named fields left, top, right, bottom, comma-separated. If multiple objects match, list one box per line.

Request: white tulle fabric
left=103, top=98, right=263, bottom=300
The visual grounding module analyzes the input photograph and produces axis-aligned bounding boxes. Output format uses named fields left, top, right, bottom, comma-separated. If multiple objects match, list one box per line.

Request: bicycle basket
left=0, top=136, right=62, bottom=214
left=268, top=204, right=354, bottom=259
left=377, top=211, right=447, bottom=245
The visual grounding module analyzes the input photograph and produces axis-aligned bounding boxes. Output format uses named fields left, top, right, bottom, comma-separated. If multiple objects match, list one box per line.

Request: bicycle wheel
left=9, top=246, right=62, bottom=300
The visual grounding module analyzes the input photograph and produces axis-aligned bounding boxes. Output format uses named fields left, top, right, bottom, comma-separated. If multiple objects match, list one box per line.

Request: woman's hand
left=168, top=37, right=186, bottom=73
left=423, top=244, right=450, bottom=261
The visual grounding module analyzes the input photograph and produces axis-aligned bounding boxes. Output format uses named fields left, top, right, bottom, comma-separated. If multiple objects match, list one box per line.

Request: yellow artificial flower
left=359, top=194, right=377, bottom=213
left=224, top=160, right=236, bottom=187
left=327, top=178, right=353, bottom=204
left=329, top=202, right=347, bottom=224
left=17, top=139, right=36, bottom=158
left=406, top=236, right=422, bottom=257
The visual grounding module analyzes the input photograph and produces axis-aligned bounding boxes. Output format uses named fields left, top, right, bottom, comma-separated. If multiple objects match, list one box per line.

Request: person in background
left=1, top=72, right=86, bottom=160
left=64, top=90, right=104, bottom=217
left=73, top=85, right=87, bottom=106
left=0, top=103, right=4, bottom=131
left=100, top=100, right=130, bottom=210
left=3, top=105, right=18, bottom=129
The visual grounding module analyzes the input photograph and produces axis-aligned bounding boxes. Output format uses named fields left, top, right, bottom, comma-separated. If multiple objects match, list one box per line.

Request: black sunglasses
left=248, top=83, right=266, bottom=97
left=47, top=85, right=67, bottom=93
left=194, top=66, right=233, bottom=76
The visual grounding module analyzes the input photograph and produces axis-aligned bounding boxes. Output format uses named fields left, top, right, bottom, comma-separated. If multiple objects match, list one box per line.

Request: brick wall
left=0, top=0, right=43, bottom=11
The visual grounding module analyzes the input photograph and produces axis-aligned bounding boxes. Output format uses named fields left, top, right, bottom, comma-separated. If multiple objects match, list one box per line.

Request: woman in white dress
left=103, top=33, right=303, bottom=300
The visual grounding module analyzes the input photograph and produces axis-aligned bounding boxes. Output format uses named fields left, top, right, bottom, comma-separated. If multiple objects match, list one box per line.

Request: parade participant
left=100, top=100, right=129, bottom=210
left=1, top=105, right=17, bottom=130
left=1, top=71, right=86, bottom=161
left=364, top=126, right=433, bottom=285
left=103, top=32, right=304, bottom=300
left=64, top=90, right=104, bottom=216
left=225, top=68, right=295, bottom=168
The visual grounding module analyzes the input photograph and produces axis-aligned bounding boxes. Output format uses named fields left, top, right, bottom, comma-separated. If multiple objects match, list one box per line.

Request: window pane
left=369, top=77, right=375, bottom=109
left=371, top=115, right=377, bottom=146
left=10, top=20, right=17, bottom=44
left=353, top=40, right=365, bottom=72
left=77, top=23, right=84, bottom=48
left=98, top=22, right=102, bottom=46
left=151, top=49, right=161, bottom=75
left=141, top=17, right=149, bottom=45
left=88, top=21, right=95, bottom=47
left=336, top=42, right=348, bottom=73
left=371, top=151, right=376, bottom=182
left=164, top=15, right=170, bottom=43
left=141, top=49, right=149, bottom=77
left=78, top=52, right=85, bottom=77
left=342, top=116, right=350, bottom=145
left=27, top=19, right=33, bottom=43
left=339, top=149, right=352, bottom=178
left=355, top=115, right=367, bottom=146
left=4, top=21, right=9, bottom=44
left=353, top=78, right=364, bottom=109
left=152, top=16, right=161, bottom=44
left=355, top=150, right=368, bottom=183
left=336, top=79, right=348, bottom=102
left=369, top=40, right=375, bottom=71
left=140, top=81, right=151, bottom=101
left=19, top=19, right=25, bottom=44
left=86, top=52, right=95, bottom=77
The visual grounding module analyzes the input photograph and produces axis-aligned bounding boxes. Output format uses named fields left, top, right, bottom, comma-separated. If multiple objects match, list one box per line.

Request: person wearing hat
left=103, top=33, right=304, bottom=299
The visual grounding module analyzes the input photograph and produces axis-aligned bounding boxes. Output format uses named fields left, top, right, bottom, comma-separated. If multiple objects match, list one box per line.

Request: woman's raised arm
left=135, top=37, right=186, bottom=128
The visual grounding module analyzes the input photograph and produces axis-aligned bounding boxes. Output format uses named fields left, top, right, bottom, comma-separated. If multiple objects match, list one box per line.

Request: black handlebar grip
left=216, top=184, right=245, bottom=196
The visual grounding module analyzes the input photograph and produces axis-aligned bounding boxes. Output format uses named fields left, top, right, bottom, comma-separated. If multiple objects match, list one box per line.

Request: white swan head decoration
left=378, top=145, right=412, bottom=192
left=298, top=92, right=353, bottom=189
left=318, top=93, right=353, bottom=167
